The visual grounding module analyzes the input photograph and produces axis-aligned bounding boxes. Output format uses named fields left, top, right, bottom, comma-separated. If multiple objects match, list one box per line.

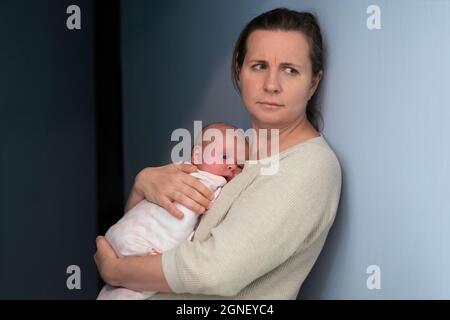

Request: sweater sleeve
left=161, top=144, right=341, bottom=296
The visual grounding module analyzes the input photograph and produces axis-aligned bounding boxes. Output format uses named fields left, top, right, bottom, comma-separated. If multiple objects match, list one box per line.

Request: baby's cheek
left=200, top=164, right=224, bottom=176
left=217, top=164, right=230, bottom=174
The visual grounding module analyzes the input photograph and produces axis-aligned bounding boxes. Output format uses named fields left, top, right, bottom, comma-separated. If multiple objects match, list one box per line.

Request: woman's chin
left=251, top=117, right=285, bottom=129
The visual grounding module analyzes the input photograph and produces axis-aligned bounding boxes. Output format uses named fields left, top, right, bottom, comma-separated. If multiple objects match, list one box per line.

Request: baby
left=97, top=122, right=248, bottom=300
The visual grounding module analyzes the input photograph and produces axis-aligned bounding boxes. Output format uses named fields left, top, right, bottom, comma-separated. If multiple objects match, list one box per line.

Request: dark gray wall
left=0, top=0, right=98, bottom=299
left=120, top=0, right=254, bottom=197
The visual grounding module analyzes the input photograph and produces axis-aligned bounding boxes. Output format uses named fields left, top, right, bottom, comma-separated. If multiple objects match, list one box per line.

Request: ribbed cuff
left=161, top=247, right=186, bottom=293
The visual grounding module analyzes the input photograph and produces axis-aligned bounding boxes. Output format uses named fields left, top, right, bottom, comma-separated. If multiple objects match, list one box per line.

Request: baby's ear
left=191, top=145, right=202, bottom=164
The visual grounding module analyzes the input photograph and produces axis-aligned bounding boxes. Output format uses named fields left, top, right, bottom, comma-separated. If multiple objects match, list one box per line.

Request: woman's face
left=239, top=30, right=322, bottom=129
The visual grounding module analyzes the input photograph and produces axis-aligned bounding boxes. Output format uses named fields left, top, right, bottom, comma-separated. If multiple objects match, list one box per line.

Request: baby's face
left=193, top=137, right=248, bottom=182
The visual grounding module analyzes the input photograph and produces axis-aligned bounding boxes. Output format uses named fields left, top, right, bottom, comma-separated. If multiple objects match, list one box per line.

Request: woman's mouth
left=257, top=101, right=284, bottom=108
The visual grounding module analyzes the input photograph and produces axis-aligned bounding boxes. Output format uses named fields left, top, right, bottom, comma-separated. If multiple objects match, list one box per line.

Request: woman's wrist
left=134, top=168, right=149, bottom=197
left=105, top=254, right=171, bottom=292
left=124, top=169, right=150, bottom=212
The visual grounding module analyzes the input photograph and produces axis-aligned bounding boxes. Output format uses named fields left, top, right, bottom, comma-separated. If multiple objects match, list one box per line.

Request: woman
left=94, top=8, right=342, bottom=299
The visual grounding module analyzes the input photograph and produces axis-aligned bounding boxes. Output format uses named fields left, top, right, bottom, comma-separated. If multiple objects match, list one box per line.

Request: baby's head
left=192, top=122, right=249, bottom=182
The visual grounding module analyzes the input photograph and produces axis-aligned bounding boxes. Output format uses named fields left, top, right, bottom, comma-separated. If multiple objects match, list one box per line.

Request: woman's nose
left=263, top=71, right=281, bottom=94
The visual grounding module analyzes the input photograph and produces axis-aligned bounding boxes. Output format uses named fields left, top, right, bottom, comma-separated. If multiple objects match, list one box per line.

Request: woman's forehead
left=245, top=30, right=310, bottom=65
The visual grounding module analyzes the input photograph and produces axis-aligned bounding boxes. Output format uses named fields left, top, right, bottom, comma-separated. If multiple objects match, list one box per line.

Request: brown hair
left=231, top=8, right=324, bottom=131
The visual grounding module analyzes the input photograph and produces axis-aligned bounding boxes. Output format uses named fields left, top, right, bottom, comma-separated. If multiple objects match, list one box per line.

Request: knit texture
left=149, top=135, right=342, bottom=300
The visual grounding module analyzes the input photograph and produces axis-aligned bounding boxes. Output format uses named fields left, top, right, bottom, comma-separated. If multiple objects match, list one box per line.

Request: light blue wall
left=121, top=0, right=450, bottom=299
left=294, top=0, right=450, bottom=300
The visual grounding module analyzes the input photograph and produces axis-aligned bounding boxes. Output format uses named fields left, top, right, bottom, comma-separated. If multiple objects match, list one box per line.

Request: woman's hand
left=94, top=236, right=120, bottom=286
left=94, top=236, right=172, bottom=293
left=126, top=163, right=214, bottom=219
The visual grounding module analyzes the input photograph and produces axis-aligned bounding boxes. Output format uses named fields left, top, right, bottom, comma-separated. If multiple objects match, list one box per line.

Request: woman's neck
left=249, top=115, right=320, bottom=160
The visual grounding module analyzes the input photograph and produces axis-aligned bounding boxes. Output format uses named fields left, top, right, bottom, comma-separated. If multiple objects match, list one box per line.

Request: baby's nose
left=227, top=164, right=240, bottom=175
left=226, top=164, right=242, bottom=178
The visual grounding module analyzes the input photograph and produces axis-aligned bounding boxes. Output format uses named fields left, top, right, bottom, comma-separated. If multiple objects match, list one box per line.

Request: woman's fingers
left=134, top=163, right=214, bottom=219
left=182, top=174, right=214, bottom=202
left=177, top=163, right=198, bottom=174
left=95, top=236, right=118, bottom=260
left=94, top=236, right=120, bottom=285
left=178, top=182, right=211, bottom=213
left=173, top=191, right=207, bottom=215
left=160, top=197, right=185, bottom=220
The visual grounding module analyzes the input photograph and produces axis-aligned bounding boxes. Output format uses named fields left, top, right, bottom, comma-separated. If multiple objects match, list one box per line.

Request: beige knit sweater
left=149, top=135, right=342, bottom=300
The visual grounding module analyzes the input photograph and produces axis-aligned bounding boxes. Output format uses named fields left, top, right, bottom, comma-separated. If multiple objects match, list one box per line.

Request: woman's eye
left=284, top=67, right=299, bottom=75
left=251, top=63, right=266, bottom=71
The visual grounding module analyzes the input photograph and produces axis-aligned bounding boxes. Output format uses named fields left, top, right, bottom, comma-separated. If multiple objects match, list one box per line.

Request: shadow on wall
left=298, top=165, right=349, bottom=300
left=121, top=0, right=257, bottom=193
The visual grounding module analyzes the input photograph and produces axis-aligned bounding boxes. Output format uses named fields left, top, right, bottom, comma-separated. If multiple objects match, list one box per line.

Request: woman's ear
left=191, top=145, right=202, bottom=165
left=308, top=70, right=323, bottom=100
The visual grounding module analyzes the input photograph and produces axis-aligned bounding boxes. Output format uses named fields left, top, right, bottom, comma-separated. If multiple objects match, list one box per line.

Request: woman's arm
left=160, top=146, right=342, bottom=296
left=96, top=147, right=340, bottom=296
left=124, top=163, right=215, bottom=218
left=94, top=236, right=172, bottom=293
left=94, top=163, right=216, bottom=292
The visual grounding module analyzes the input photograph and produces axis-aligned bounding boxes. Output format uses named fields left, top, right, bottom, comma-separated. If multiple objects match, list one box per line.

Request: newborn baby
left=97, top=122, right=248, bottom=300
